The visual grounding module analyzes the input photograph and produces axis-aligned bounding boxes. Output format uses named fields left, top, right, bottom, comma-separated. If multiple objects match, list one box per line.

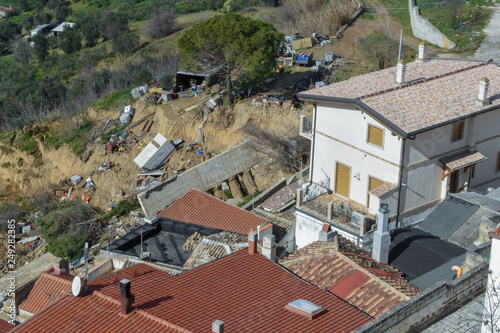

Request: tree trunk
left=226, top=73, right=232, bottom=107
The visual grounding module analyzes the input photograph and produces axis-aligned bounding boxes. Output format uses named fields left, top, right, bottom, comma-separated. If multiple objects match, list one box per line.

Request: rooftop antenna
left=398, top=29, right=403, bottom=62
left=84, top=242, right=89, bottom=286
left=72, top=276, right=82, bottom=297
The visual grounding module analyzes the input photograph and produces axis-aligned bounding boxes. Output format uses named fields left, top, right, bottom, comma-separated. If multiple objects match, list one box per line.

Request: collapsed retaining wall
left=355, top=260, right=487, bottom=332
left=138, top=140, right=260, bottom=216
left=409, top=0, right=455, bottom=49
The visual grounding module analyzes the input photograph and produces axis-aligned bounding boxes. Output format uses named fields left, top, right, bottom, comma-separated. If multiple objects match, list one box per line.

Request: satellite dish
left=72, top=276, right=82, bottom=297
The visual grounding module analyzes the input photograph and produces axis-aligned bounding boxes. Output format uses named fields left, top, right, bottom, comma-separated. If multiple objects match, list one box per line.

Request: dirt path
left=473, top=4, right=500, bottom=63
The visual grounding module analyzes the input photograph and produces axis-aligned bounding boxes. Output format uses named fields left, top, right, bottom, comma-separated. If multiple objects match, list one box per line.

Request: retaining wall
left=409, top=0, right=456, bottom=49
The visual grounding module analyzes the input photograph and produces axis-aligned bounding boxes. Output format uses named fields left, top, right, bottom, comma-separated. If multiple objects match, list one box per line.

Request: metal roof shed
left=133, top=134, right=176, bottom=171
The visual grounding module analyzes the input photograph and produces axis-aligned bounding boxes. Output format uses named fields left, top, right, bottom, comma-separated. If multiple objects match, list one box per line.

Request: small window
left=367, top=125, right=384, bottom=147
left=497, top=153, right=500, bottom=172
left=452, top=121, right=464, bottom=142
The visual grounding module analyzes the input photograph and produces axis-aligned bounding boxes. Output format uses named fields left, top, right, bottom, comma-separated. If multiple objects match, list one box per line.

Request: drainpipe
left=308, top=104, right=318, bottom=191
left=396, top=138, right=406, bottom=228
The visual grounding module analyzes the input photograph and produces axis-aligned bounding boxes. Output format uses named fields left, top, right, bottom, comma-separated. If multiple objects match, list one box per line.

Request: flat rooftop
left=101, top=218, right=220, bottom=267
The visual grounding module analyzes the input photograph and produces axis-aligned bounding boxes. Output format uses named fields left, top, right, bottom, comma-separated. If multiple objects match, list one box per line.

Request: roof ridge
left=360, top=61, right=491, bottom=101
left=92, top=291, right=191, bottom=333
left=337, top=253, right=410, bottom=300
left=41, top=271, right=73, bottom=285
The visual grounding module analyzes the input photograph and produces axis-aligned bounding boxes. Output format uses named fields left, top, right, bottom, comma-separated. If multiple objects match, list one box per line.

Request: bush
left=1, top=162, right=10, bottom=168
left=17, top=157, right=23, bottom=167
left=112, top=33, right=140, bottom=55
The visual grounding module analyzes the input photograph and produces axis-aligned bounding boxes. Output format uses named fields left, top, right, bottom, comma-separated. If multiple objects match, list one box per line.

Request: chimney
left=327, top=202, right=334, bottom=220
left=475, top=77, right=490, bottom=107
left=395, top=60, right=406, bottom=86
left=416, top=41, right=428, bottom=62
left=55, top=257, right=69, bottom=276
left=296, top=188, right=303, bottom=207
left=262, top=235, right=276, bottom=261
left=318, top=223, right=335, bottom=242
left=248, top=231, right=257, bottom=254
left=119, top=279, right=135, bottom=315
left=372, top=203, right=391, bottom=264
left=212, top=320, right=224, bottom=333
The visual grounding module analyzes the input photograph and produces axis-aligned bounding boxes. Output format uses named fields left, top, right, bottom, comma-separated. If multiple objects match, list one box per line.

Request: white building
left=295, top=53, right=500, bottom=248
left=51, top=22, right=75, bottom=37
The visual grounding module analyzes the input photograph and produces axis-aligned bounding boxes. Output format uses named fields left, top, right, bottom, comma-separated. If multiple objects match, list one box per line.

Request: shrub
left=1, top=162, right=10, bottom=168
left=17, top=157, right=23, bottom=167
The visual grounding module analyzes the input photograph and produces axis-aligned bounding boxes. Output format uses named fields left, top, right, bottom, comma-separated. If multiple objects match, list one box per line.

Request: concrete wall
left=409, top=0, right=456, bottom=49
left=311, top=103, right=401, bottom=210
left=138, top=140, right=260, bottom=216
left=355, top=260, right=488, bottom=333
left=295, top=208, right=364, bottom=249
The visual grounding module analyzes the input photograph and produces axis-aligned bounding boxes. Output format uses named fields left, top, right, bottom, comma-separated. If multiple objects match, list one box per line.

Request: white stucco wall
left=311, top=103, right=401, bottom=208
left=295, top=210, right=324, bottom=250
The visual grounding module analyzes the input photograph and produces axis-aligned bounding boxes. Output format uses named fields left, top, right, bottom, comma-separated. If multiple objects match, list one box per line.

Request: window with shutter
left=452, top=121, right=464, bottom=142
left=367, top=125, right=384, bottom=148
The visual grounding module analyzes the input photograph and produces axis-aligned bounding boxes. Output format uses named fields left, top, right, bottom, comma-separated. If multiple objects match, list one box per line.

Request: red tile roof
left=158, top=189, right=266, bottom=235
left=15, top=251, right=372, bottom=332
left=13, top=292, right=183, bottom=333
left=280, top=240, right=420, bottom=318
left=0, top=320, right=14, bottom=333
left=19, top=272, right=72, bottom=315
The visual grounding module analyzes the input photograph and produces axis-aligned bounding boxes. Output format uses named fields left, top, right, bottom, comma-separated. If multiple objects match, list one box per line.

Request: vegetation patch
left=238, top=191, right=262, bottom=207
left=99, top=199, right=139, bottom=221
left=13, top=133, right=39, bottom=155
left=44, top=121, right=93, bottom=156
left=358, top=30, right=417, bottom=68
left=1, top=162, right=10, bottom=168
left=92, top=88, right=132, bottom=110
left=17, top=157, right=23, bottom=167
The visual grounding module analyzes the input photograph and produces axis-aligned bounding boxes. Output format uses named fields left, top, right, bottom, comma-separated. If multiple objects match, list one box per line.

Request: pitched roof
left=17, top=251, right=372, bottom=333
left=280, top=240, right=419, bottom=318
left=19, top=272, right=72, bottom=315
left=418, top=195, right=480, bottom=241
left=13, top=292, right=183, bottom=333
left=440, top=149, right=487, bottom=171
left=369, top=182, right=397, bottom=198
left=389, top=228, right=467, bottom=290
left=299, top=60, right=500, bottom=136
left=158, top=189, right=266, bottom=235
left=0, top=320, right=14, bottom=333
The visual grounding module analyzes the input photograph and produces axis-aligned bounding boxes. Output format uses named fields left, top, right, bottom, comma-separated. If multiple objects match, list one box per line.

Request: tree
left=447, top=0, right=465, bottom=29
left=145, top=11, right=178, bottom=39
left=100, top=11, right=128, bottom=40
left=112, top=33, right=139, bottom=55
left=12, top=38, right=32, bottom=65
left=33, top=33, right=49, bottom=62
left=59, top=28, right=82, bottom=54
left=178, top=13, right=283, bottom=105
left=38, top=202, right=96, bottom=260
left=75, top=10, right=101, bottom=47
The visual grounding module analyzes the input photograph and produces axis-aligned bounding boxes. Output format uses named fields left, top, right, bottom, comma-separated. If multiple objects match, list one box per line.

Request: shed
left=133, top=134, right=176, bottom=171
left=51, top=22, right=75, bottom=37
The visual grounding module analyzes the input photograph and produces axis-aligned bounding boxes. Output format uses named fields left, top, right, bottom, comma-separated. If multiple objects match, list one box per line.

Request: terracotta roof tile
left=301, top=60, right=500, bottom=135
left=19, top=272, right=72, bottom=315
left=440, top=149, right=487, bottom=171
left=158, top=189, right=266, bottom=235
left=369, top=182, right=397, bottom=198
left=13, top=292, right=183, bottom=333
left=279, top=240, right=420, bottom=318
left=92, top=252, right=372, bottom=332
left=304, top=59, right=482, bottom=99
left=0, top=320, right=14, bottom=333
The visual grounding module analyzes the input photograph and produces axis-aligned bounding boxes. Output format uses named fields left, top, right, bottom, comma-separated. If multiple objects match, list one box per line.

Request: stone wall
left=409, top=0, right=455, bottom=49
left=355, top=260, right=487, bottom=332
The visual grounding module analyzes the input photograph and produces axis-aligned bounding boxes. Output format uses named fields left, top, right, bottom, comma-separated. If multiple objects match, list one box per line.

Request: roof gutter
left=297, top=94, right=408, bottom=138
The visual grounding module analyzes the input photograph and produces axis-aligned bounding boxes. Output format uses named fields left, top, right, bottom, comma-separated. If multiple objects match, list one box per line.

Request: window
left=367, top=125, right=384, bottom=147
left=497, top=153, right=500, bottom=172
left=452, top=121, right=464, bottom=142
